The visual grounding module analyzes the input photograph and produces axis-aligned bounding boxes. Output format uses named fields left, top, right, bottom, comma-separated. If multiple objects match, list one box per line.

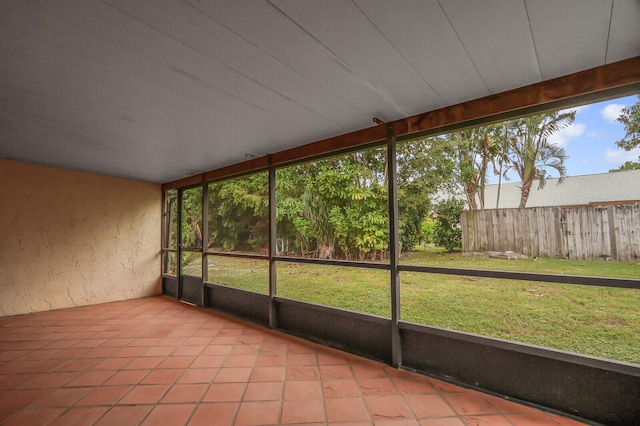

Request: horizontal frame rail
left=273, top=255, right=391, bottom=270
left=206, top=251, right=268, bottom=260
left=181, top=252, right=640, bottom=289
left=399, top=265, right=640, bottom=290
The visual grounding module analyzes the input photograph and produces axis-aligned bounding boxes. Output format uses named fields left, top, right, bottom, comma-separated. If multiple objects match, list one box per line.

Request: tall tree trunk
left=496, top=159, right=503, bottom=209
left=479, top=134, right=490, bottom=209
left=519, top=179, right=533, bottom=209
left=496, top=125, right=508, bottom=209
left=190, top=218, right=203, bottom=247
left=383, top=158, right=388, bottom=186
left=465, top=185, right=479, bottom=210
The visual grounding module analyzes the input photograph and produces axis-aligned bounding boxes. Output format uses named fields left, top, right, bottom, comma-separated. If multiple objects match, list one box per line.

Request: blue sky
left=552, top=94, right=639, bottom=177
left=486, top=94, right=639, bottom=184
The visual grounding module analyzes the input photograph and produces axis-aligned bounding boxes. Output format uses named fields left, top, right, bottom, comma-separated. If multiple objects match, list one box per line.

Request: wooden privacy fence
left=460, top=203, right=640, bottom=261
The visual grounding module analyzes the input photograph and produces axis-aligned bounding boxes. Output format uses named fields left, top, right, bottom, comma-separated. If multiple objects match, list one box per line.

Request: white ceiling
left=1, top=0, right=638, bottom=183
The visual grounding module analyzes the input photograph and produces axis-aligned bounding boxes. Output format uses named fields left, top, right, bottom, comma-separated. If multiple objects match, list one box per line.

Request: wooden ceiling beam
left=392, top=56, right=640, bottom=138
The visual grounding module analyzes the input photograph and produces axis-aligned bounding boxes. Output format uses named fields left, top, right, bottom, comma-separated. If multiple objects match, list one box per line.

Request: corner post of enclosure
left=201, top=181, right=209, bottom=306
left=161, top=190, right=168, bottom=275
left=268, top=156, right=278, bottom=329
left=387, top=123, right=401, bottom=367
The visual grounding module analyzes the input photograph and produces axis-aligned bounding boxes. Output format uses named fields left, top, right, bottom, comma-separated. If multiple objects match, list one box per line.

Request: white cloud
left=548, top=122, right=586, bottom=146
left=601, top=103, right=626, bottom=123
left=604, top=147, right=640, bottom=164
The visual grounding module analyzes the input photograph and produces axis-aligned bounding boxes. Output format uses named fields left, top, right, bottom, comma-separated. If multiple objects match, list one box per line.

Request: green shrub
left=398, top=183, right=431, bottom=252
left=433, top=199, right=464, bottom=251
left=421, top=217, right=435, bottom=244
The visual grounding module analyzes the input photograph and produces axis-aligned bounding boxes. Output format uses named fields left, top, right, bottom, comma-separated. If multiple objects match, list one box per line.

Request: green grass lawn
left=399, top=272, right=639, bottom=363
left=204, top=250, right=640, bottom=364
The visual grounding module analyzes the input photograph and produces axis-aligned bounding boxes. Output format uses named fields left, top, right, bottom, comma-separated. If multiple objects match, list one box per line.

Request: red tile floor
left=0, top=296, right=586, bottom=425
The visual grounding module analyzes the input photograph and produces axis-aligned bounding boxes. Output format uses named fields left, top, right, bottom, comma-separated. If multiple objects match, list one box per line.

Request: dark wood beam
left=161, top=173, right=203, bottom=191
left=204, top=156, right=269, bottom=182
left=392, top=56, right=640, bottom=138
left=270, top=124, right=387, bottom=166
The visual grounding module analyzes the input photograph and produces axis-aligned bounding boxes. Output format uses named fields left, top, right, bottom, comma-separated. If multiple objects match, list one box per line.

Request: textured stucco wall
left=0, top=159, right=162, bottom=316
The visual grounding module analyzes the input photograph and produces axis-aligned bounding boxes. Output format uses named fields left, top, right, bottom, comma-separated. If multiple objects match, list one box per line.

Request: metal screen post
left=268, top=159, right=277, bottom=329
left=176, top=189, right=184, bottom=300
left=387, top=123, right=401, bottom=367
left=201, top=182, right=209, bottom=305
left=161, top=190, right=167, bottom=275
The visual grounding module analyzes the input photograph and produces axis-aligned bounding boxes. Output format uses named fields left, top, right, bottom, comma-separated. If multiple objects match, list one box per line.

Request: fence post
left=607, top=205, right=618, bottom=261
left=554, top=207, right=564, bottom=259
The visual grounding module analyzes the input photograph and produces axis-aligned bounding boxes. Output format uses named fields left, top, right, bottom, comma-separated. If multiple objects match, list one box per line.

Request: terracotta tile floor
left=0, top=296, right=587, bottom=425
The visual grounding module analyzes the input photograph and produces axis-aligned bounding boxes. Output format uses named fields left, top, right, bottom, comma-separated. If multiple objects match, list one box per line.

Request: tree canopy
left=610, top=161, right=640, bottom=172
left=177, top=107, right=578, bottom=258
left=508, top=111, right=574, bottom=208
left=614, top=95, right=640, bottom=168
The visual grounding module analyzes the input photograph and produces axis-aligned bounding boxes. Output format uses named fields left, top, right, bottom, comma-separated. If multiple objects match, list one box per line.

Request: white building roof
left=482, top=169, right=640, bottom=209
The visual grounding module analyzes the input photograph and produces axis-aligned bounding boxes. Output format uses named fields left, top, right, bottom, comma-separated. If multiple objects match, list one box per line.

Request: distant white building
left=482, top=169, right=640, bottom=209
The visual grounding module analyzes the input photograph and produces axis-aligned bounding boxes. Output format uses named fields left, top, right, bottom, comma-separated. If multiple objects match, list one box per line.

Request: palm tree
left=450, top=128, right=482, bottom=210
left=493, top=121, right=517, bottom=208
left=450, top=125, right=503, bottom=210
left=477, top=124, right=508, bottom=209
left=509, top=111, right=575, bottom=208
